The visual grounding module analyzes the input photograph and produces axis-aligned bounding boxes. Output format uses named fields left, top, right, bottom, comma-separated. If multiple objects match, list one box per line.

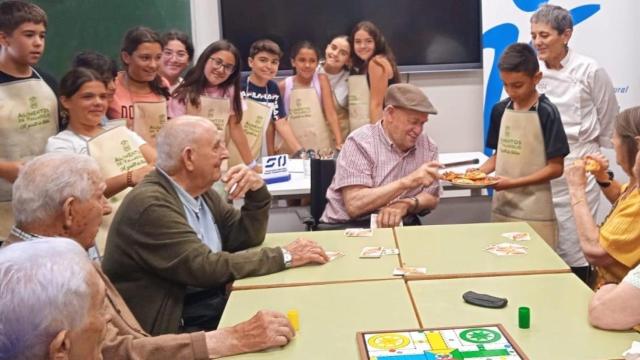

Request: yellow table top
left=408, top=273, right=639, bottom=360
left=396, top=222, right=570, bottom=280
left=219, top=279, right=419, bottom=359
left=232, top=228, right=401, bottom=290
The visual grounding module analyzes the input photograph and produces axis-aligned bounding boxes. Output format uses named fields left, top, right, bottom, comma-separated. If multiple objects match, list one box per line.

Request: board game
left=357, top=324, right=528, bottom=360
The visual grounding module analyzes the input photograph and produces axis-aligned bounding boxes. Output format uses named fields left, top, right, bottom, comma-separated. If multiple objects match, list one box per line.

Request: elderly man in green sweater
left=103, top=115, right=329, bottom=335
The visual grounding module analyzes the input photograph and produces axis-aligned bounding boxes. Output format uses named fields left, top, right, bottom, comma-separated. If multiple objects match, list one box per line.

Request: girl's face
left=204, top=50, right=235, bottom=86
left=123, top=42, right=163, bottom=82
left=160, top=39, right=190, bottom=81
left=325, top=38, right=350, bottom=69
left=354, top=29, right=375, bottom=61
left=291, top=48, right=318, bottom=80
left=62, top=80, right=108, bottom=128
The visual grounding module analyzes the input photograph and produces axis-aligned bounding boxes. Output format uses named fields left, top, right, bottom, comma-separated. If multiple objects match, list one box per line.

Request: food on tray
left=465, top=169, right=487, bottom=180
left=584, top=158, right=601, bottom=172
left=442, top=170, right=498, bottom=188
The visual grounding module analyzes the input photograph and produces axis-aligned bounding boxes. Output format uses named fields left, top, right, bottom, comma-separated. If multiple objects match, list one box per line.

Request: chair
left=300, top=158, right=345, bottom=231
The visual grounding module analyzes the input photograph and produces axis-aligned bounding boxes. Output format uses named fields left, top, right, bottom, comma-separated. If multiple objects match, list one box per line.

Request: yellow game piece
left=287, top=309, right=300, bottom=331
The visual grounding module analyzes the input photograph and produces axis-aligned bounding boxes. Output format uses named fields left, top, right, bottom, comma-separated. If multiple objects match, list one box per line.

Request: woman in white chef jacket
left=530, top=4, right=619, bottom=282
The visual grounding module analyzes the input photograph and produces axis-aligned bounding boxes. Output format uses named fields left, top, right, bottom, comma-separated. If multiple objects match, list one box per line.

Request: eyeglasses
left=209, top=57, right=235, bottom=73
left=162, top=50, right=189, bottom=61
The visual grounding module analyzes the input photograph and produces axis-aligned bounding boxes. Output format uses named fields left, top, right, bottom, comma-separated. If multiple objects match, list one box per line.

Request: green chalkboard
left=33, top=0, right=191, bottom=79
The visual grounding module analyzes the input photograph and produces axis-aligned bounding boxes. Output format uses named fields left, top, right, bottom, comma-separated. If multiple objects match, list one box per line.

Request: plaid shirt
left=321, top=121, right=440, bottom=223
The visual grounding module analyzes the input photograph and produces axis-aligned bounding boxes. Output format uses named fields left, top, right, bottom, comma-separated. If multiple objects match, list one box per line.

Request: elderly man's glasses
left=209, top=57, right=235, bottom=73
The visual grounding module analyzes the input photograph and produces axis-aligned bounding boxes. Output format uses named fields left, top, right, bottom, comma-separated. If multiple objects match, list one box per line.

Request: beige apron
left=186, top=96, right=230, bottom=133
left=334, top=97, right=350, bottom=144
left=87, top=125, right=147, bottom=254
left=491, top=107, right=557, bottom=248
left=278, top=87, right=332, bottom=154
left=348, top=74, right=370, bottom=132
left=227, top=98, right=271, bottom=166
left=132, top=100, right=167, bottom=147
left=0, top=70, right=58, bottom=240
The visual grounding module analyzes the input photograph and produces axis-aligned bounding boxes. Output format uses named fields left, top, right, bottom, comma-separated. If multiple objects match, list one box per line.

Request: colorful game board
left=357, top=324, right=527, bottom=360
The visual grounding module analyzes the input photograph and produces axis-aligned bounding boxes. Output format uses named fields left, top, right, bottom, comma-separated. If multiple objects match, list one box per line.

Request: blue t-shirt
left=241, top=76, right=286, bottom=122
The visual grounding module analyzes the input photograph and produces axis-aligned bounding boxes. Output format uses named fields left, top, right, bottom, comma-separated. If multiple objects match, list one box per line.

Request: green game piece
left=519, top=306, right=530, bottom=329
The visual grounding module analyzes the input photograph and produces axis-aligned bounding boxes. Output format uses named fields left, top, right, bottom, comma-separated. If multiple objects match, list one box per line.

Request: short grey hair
left=0, top=237, right=93, bottom=360
left=156, top=115, right=218, bottom=173
left=530, top=4, right=573, bottom=34
left=12, top=153, right=101, bottom=227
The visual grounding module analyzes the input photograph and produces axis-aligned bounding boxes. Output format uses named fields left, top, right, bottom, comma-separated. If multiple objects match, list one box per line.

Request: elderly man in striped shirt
left=321, top=83, right=441, bottom=228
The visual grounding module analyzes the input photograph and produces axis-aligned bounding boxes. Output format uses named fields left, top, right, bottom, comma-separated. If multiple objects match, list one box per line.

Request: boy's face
left=500, top=70, right=542, bottom=105
left=0, top=22, right=46, bottom=66
left=248, top=51, right=280, bottom=82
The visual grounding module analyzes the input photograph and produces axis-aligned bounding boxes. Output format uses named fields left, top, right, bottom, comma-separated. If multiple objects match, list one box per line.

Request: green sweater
left=102, top=170, right=284, bottom=335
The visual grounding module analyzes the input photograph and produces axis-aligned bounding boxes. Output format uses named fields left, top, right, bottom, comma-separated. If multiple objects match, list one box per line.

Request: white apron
left=491, top=107, right=557, bottom=248
left=277, top=87, right=332, bottom=154
left=0, top=69, right=58, bottom=239
left=186, top=96, right=230, bottom=134
left=227, top=98, right=271, bottom=167
left=132, top=100, right=167, bottom=147
left=87, top=126, right=147, bottom=254
left=348, top=75, right=370, bottom=132
left=539, top=69, right=601, bottom=267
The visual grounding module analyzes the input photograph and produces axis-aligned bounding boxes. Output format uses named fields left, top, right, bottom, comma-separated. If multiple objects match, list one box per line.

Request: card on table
left=360, top=246, right=384, bottom=258
left=502, top=232, right=531, bottom=241
left=393, top=266, right=427, bottom=276
left=345, top=228, right=373, bottom=237
left=325, top=250, right=345, bottom=261
left=485, top=242, right=528, bottom=256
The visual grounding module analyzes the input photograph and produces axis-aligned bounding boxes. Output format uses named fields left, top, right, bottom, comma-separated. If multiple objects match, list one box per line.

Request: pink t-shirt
left=167, top=85, right=237, bottom=119
left=107, top=72, right=168, bottom=121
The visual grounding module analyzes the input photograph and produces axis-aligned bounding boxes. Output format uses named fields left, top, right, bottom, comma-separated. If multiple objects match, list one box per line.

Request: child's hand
left=492, top=176, right=513, bottom=191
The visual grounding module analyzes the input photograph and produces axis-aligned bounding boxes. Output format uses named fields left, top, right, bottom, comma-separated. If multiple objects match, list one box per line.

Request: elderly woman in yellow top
left=566, top=107, right=640, bottom=288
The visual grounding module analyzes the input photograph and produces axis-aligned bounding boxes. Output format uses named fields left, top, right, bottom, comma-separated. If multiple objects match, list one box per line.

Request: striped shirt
left=321, top=121, right=440, bottom=223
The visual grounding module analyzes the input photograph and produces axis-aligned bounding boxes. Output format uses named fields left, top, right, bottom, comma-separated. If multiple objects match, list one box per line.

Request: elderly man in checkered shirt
left=321, top=83, right=442, bottom=228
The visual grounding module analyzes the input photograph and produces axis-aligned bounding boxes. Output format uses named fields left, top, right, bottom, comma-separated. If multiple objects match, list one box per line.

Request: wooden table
left=395, top=222, right=570, bottom=280
left=408, top=273, right=639, bottom=360
left=220, top=280, right=419, bottom=359
left=232, top=228, right=401, bottom=290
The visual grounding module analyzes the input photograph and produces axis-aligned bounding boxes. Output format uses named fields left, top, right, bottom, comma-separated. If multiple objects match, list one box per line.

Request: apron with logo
left=334, top=96, right=350, bottom=144
left=87, top=125, right=148, bottom=254
left=491, top=107, right=558, bottom=248
left=348, top=74, right=370, bottom=132
left=278, top=86, right=332, bottom=154
left=186, top=96, right=231, bottom=134
left=0, top=70, right=58, bottom=240
left=538, top=67, right=601, bottom=267
left=132, top=100, right=167, bottom=147
left=227, top=98, right=271, bottom=167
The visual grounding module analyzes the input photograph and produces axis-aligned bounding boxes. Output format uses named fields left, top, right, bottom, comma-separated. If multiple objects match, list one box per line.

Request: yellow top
left=597, top=184, right=640, bottom=285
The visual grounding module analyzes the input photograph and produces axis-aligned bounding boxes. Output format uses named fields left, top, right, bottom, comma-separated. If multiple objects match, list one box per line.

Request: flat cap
left=384, top=83, right=438, bottom=115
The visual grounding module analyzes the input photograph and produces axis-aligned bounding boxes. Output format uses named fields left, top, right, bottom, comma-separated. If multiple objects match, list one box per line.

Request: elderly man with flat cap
left=103, top=115, right=328, bottom=336
left=321, top=83, right=441, bottom=228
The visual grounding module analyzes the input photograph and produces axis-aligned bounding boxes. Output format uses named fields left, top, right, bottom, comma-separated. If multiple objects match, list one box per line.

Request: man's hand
left=403, top=161, right=442, bottom=189
left=565, top=162, right=588, bottom=191
left=377, top=201, right=411, bottom=228
left=283, top=238, right=329, bottom=267
left=210, top=310, right=295, bottom=357
left=222, top=164, right=265, bottom=200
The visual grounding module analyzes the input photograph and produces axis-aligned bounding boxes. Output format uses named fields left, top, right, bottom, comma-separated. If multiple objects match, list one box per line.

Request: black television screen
left=219, top=0, right=482, bottom=73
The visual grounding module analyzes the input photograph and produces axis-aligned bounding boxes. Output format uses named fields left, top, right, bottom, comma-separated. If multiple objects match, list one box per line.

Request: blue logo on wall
left=482, top=0, right=600, bottom=155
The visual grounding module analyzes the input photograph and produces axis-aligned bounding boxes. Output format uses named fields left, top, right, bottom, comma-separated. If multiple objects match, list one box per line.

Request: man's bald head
left=156, top=116, right=220, bottom=174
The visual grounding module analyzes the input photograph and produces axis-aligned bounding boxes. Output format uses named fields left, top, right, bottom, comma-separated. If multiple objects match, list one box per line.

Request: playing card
left=501, top=232, right=531, bottom=241
left=359, top=246, right=384, bottom=258
left=382, top=248, right=399, bottom=256
left=325, top=251, right=345, bottom=261
left=393, top=266, right=427, bottom=276
left=344, top=228, right=373, bottom=237
left=485, top=242, right=528, bottom=256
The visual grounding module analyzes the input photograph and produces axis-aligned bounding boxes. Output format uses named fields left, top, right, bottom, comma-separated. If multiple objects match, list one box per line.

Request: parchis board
left=356, top=324, right=528, bottom=360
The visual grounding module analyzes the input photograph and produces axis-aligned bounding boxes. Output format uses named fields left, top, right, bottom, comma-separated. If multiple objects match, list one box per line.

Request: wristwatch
left=596, top=170, right=614, bottom=188
left=281, top=247, right=293, bottom=268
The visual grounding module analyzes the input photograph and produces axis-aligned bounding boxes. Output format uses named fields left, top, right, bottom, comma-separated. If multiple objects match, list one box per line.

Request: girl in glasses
left=159, top=30, right=193, bottom=94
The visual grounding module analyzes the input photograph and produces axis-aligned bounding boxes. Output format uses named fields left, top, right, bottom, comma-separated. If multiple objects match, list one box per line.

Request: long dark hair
left=60, top=68, right=105, bottom=99
left=289, top=40, right=319, bottom=75
left=120, top=26, right=170, bottom=98
left=172, top=40, right=243, bottom=122
left=349, top=21, right=400, bottom=82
